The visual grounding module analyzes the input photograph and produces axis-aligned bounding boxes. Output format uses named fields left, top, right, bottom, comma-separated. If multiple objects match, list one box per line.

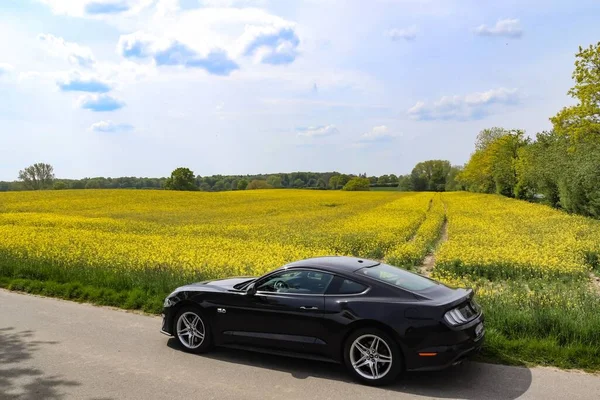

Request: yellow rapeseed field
left=435, top=192, right=600, bottom=279
left=2, top=189, right=599, bottom=288
left=0, top=190, right=436, bottom=289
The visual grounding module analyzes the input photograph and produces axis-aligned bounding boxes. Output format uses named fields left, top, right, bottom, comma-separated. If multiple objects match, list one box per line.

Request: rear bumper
left=405, top=316, right=485, bottom=372
left=407, top=335, right=484, bottom=371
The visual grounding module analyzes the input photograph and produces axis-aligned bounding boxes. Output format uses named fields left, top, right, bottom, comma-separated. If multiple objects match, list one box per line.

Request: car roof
left=285, top=256, right=380, bottom=273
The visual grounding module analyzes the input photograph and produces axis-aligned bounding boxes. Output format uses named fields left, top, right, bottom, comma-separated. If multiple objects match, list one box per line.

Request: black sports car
left=161, top=256, right=484, bottom=385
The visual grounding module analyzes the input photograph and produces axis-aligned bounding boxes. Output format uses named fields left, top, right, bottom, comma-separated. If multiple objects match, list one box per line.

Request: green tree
left=397, top=175, right=413, bottom=191
left=18, top=163, right=55, bottom=190
left=266, top=175, right=282, bottom=188
left=246, top=179, right=272, bottom=190
left=53, top=181, right=67, bottom=190
left=551, top=42, right=600, bottom=142
left=377, top=175, right=390, bottom=185
left=212, top=180, right=227, bottom=191
left=410, top=160, right=452, bottom=191
left=338, top=174, right=351, bottom=187
left=292, top=178, right=305, bottom=188
left=342, top=177, right=370, bottom=191
left=85, top=178, right=104, bottom=189
left=164, top=167, right=197, bottom=191
left=475, top=127, right=511, bottom=151
left=237, top=179, right=249, bottom=190
left=490, top=131, right=529, bottom=196
left=445, top=166, right=463, bottom=191
left=329, top=175, right=341, bottom=189
left=457, top=149, right=495, bottom=193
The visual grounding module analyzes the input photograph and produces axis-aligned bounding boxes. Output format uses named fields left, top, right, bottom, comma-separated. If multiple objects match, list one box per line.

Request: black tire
left=343, top=327, right=403, bottom=386
left=173, top=306, right=213, bottom=354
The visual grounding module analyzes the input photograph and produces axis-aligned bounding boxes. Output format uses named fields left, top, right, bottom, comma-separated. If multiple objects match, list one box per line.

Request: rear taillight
left=444, top=300, right=480, bottom=326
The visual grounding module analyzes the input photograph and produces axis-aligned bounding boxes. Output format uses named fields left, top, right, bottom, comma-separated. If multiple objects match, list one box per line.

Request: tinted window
left=356, top=263, right=436, bottom=291
left=326, top=276, right=368, bottom=294
left=256, top=270, right=334, bottom=294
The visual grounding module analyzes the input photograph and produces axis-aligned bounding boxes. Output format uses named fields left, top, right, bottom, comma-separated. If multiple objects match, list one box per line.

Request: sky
left=1, top=0, right=599, bottom=180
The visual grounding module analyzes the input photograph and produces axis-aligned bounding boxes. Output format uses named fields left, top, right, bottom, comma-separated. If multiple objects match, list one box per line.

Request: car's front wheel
left=343, top=328, right=402, bottom=386
left=174, top=306, right=212, bottom=353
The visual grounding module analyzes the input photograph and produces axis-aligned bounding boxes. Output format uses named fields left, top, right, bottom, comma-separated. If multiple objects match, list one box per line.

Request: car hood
left=174, top=277, right=255, bottom=293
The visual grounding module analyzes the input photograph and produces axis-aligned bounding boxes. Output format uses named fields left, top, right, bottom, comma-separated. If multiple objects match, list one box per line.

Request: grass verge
left=0, top=276, right=165, bottom=314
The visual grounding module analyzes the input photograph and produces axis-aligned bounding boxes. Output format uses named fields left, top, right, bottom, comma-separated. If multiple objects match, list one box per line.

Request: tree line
left=456, top=42, right=600, bottom=218
left=1, top=167, right=398, bottom=192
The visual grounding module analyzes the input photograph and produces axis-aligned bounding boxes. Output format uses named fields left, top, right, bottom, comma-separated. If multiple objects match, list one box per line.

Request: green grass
left=480, top=329, right=600, bottom=371
left=459, top=276, right=600, bottom=371
left=0, top=254, right=208, bottom=294
left=0, top=276, right=165, bottom=314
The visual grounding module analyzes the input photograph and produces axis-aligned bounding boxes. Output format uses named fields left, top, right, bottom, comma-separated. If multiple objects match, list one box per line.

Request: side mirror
left=246, top=283, right=257, bottom=296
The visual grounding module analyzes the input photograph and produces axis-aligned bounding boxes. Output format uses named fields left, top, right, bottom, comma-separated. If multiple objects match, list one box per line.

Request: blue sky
left=0, top=0, right=599, bottom=180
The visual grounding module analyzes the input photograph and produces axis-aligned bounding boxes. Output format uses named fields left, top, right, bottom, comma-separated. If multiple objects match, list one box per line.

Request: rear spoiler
left=441, top=288, right=474, bottom=310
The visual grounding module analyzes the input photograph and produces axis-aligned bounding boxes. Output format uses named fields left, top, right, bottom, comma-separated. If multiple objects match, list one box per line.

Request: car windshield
left=233, top=278, right=257, bottom=290
left=356, top=263, right=437, bottom=291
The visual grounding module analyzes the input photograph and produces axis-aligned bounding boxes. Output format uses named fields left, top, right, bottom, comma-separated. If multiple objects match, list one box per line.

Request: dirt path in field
left=418, top=219, right=448, bottom=277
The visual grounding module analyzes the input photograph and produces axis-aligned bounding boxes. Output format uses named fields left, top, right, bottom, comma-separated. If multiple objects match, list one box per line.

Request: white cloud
left=0, top=63, right=15, bottom=76
left=89, top=120, right=134, bottom=132
left=239, top=25, right=300, bottom=65
left=408, top=87, right=519, bottom=121
left=474, top=18, right=523, bottom=38
left=359, top=125, right=398, bottom=142
left=116, top=7, right=301, bottom=70
left=38, top=33, right=96, bottom=68
left=296, top=125, right=339, bottom=138
left=77, top=94, right=126, bottom=112
left=57, top=72, right=112, bottom=92
left=386, top=26, right=417, bottom=41
left=117, top=31, right=159, bottom=58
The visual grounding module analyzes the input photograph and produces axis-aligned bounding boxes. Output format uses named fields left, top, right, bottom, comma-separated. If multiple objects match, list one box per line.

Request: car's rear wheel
left=343, top=328, right=402, bottom=386
left=174, top=306, right=212, bottom=354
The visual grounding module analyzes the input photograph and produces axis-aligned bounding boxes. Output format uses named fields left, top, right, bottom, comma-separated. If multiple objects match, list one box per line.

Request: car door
left=214, top=269, right=333, bottom=355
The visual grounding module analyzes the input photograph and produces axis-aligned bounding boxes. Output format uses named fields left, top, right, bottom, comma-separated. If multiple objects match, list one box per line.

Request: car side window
left=256, top=270, right=334, bottom=295
left=325, top=276, right=368, bottom=295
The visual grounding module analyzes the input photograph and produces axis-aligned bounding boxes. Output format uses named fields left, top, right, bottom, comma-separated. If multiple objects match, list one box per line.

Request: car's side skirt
left=220, top=343, right=339, bottom=364
left=222, top=331, right=326, bottom=345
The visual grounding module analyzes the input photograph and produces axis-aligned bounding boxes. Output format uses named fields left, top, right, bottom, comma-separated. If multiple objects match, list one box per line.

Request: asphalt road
left=1, top=289, right=599, bottom=400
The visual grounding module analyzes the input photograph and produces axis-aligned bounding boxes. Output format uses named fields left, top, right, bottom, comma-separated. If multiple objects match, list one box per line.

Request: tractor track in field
left=418, top=199, right=448, bottom=277
left=418, top=219, right=447, bottom=277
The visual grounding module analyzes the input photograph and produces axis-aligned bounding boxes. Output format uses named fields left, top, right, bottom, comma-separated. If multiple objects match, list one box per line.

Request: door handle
left=300, top=306, right=318, bottom=310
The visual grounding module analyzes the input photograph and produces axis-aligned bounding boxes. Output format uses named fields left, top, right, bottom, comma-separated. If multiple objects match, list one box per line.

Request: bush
left=53, top=181, right=68, bottom=190
left=342, top=177, right=370, bottom=191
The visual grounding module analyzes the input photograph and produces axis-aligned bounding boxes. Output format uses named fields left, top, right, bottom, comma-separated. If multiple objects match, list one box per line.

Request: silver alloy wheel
left=176, top=311, right=206, bottom=349
left=349, top=334, right=393, bottom=380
